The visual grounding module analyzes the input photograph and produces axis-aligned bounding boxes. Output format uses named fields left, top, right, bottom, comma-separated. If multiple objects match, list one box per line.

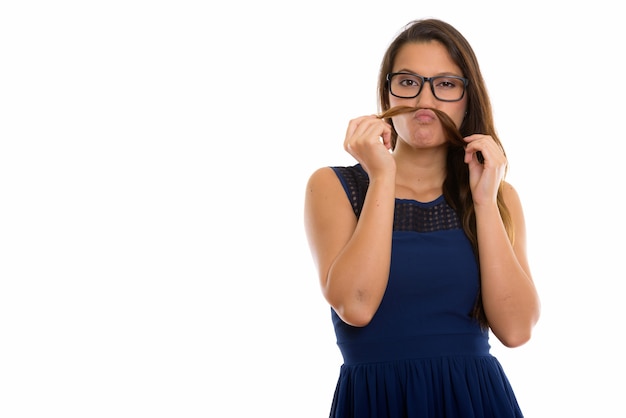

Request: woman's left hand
left=463, top=134, right=507, bottom=206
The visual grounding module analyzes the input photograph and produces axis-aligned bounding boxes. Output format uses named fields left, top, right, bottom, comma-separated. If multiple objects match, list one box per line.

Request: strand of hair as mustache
left=377, top=106, right=483, bottom=163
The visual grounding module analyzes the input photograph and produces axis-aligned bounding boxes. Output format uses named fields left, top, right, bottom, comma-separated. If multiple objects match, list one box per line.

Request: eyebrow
left=394, top=68, right=463, bottom=77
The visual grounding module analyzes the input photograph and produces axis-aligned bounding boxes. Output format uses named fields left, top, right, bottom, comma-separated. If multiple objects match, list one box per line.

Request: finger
left=380, top=126, right=392, bottom=150
left=363, top=121, right=394, bottom=151
left=464, top=134, right=495, bottom=163
left=464, top=147, right=477, bottom=164
left=344, top=117, right=363, bottom=141
left=345, top=115, right=378, bottom=139
left=352, top=116, right=385, bottom=138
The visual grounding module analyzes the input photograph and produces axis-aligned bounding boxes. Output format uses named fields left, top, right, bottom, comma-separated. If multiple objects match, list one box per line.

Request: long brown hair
left=377, top=19, right=514, bottom=328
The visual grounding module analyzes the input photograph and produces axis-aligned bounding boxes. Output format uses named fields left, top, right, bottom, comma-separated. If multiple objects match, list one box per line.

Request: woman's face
left=389, top=41, right=467, bottom=148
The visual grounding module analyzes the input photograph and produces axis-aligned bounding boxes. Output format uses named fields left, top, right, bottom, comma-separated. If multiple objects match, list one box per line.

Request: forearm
left=325, top=176, right=396, bottom=326
left=475, top=203, right=540, bottom=346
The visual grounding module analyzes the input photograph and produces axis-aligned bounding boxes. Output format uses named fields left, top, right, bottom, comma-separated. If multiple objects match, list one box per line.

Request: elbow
left=334, top=304, right=376, bottom=327
left=490, top=299, right=541, bottom=348
left=492, top=316, right=539, bottom=348
left=323, top=276, right=385, bottom=327
left=329, top=299, right=377, bottom=327
left=497, top=329, right=532, bottom=348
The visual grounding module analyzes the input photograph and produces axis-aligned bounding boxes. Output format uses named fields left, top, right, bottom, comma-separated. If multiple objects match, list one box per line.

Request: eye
left=435, top=77, right=461, bottom=89
left=397, top=75, right=422, bottom=87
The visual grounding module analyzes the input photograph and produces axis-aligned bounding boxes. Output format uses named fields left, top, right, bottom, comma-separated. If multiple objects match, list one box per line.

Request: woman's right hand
left=343, top=115, right=396, bottom=177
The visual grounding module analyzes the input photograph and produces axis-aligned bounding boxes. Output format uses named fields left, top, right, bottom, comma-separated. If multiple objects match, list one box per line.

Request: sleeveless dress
left=328, top=164, right=523, bottom=418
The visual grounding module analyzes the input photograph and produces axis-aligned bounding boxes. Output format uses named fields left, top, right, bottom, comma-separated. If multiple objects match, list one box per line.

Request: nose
left=415, top=81, right=437, bottom=108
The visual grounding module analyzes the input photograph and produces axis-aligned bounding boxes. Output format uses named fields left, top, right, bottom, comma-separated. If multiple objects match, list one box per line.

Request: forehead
left=393, top=41, right=462, bottom=76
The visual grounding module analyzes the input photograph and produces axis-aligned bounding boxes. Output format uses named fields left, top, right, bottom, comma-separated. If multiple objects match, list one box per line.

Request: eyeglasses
left=387, top=72, right=468, bottom=102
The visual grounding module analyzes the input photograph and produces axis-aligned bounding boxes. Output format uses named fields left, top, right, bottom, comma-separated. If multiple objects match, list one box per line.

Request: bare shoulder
left=304, top=166, right=358, bottom=272
left=501, top=180, right=523, bottom=209
left=306, top=166, right=339, bottom=190
left=305, top=166, right=352, bottom=214
left=501, top=180, right=528, bottom=248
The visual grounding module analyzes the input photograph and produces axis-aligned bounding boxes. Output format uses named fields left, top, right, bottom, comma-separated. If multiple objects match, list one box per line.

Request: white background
left=1, top=1, right=624, bottom=417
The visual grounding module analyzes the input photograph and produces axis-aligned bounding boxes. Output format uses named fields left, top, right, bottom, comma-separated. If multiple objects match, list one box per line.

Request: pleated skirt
left=330, top=355, right=523, bottom=418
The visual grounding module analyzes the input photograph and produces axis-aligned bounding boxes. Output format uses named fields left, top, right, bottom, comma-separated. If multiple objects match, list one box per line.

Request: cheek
left=449, top=102, right=468, bottom=129
left=388, top=95, right=405, bottom=109
left=453, top=112, right=465, bottom=128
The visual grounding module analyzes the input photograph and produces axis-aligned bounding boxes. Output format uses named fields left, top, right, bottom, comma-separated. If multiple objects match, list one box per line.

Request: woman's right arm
left=303, top=116, right=396, bottom=327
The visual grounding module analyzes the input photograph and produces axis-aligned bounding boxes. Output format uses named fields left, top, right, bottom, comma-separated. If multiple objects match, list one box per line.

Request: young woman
left=304, top=18, right=540, bottom=417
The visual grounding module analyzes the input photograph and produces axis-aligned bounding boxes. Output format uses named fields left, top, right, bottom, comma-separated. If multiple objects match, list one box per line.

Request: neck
left=392, top=147, right=447, bottom=202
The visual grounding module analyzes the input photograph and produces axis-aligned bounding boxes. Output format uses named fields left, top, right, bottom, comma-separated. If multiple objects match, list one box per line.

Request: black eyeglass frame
left=386, top=72, right=469, bottom=102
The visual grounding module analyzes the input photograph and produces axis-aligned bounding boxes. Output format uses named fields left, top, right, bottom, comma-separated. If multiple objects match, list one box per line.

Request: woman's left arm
left=475, top=181, right=541, bottom=347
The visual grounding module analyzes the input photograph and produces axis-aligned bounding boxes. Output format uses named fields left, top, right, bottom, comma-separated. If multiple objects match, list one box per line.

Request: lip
left=413, top=108, right=437, bottom=122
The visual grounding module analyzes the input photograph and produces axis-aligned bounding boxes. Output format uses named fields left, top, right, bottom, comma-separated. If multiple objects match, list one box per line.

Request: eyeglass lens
left=390, top=73, right=465, bottom=101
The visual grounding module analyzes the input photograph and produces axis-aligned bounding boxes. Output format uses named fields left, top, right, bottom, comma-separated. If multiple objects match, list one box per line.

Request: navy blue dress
left=328, top=164, right=523, bottom=418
